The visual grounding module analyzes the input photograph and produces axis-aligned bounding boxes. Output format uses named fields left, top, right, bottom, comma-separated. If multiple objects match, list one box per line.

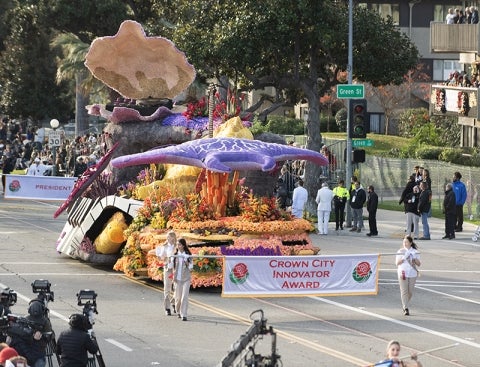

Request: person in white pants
left=149, top=230, right=176, bottom=315
left=315, top=182, right=333, bottom=235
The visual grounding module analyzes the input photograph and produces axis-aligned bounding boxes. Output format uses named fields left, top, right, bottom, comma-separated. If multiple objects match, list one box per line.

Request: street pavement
left=1, top=197, right=479, bottom=366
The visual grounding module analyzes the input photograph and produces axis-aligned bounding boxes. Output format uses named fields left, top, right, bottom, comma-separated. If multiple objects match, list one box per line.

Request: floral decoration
left=457, top=91, right=470, bottom=116
left=167, top=193, right=219, bottom=223
left=183, top=96, right=208, bottom=119
left=191, top=247, right=223, bottom=273
left=435, top=88, right=446, bottom=113
left=239, top=194, right=290, bottom=222
left=213, top=89, right=242, bottom=121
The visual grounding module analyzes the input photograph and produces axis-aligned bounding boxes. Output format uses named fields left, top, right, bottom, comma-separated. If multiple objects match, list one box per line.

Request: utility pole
left=345, top=0, right=353, bottom=227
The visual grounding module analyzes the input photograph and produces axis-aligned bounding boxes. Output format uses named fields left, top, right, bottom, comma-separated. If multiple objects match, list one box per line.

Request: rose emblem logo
left=352, top=261, right=372, bottom=283
left=229, top=262, right=249, bottom=285
left=8, top=180, right=21, bottom=192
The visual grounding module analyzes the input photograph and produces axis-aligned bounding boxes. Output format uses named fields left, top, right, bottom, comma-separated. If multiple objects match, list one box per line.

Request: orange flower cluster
left=168, top=217, right=314, bottom=234
left=191, top=271, right=223, bottom=288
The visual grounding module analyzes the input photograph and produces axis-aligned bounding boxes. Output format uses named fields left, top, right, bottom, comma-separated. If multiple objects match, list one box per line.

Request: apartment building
left=361, top=1, right=480, bottom=146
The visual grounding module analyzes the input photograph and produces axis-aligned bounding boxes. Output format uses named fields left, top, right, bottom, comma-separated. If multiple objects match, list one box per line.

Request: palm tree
left=51, top=33, right=106, bottom=136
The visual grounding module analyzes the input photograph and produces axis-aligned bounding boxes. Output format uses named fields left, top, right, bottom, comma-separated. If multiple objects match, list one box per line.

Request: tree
left=366, top=64, right=430, bottom=135
left=172, top=0, right=419, bottom=210
left=0, top=1, right=71, bottom=122
left=51, top=33, right=95, bottom=136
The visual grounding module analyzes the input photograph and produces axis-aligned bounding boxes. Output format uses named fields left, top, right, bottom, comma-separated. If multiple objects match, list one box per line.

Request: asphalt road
left=0, top=197, right=479, bottom=367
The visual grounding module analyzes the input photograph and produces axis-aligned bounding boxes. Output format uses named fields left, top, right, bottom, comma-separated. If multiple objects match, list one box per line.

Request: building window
left=359, top=3, right=399, bottom=25
left=433, top=59, right=461, bottom=81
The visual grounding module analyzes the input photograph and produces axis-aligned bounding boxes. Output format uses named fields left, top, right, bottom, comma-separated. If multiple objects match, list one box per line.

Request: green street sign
left=352, top=139, right=374, bottom=147
left=337, top=84, right=365, bottom=99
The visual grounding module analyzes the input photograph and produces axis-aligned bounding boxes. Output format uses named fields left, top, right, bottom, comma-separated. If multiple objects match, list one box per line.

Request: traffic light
left=349, top=99, right=367, bottom=139
left=343, top=149, right=366, bottom=163
left=353, top=149, right=366, bottom=163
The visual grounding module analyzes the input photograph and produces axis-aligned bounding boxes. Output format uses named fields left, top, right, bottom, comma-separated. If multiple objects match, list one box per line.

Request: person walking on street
left=291, top=179, right=308, bottom=218
left=452, top=171, right=467, bottom=232
left=148, top=230, right=177, bottom=315
left=404, top=185, right=420, bottom=239
left=443, top=183, right=457, bottom=239
left=366, top=185, right=378, bottom=237
left=417, top=181, right=431, bottom=240
left=173, top=238, right=193, bottom=321
left=315, top=182, right=333, bottom=235
left=332, top=180, right=349, bottom=231
left=396, top=236, right=421, bottom=316
left=350, top=181, right=366, bottom=233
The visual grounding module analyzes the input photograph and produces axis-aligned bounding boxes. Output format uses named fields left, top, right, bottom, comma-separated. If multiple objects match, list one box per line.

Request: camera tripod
left=77, top=290, right=106, bottom=367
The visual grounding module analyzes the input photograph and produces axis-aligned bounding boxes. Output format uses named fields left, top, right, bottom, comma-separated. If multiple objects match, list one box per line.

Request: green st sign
left=337, top=84, right=365, bottom=99
left=352, top=139, right=374, bottom=147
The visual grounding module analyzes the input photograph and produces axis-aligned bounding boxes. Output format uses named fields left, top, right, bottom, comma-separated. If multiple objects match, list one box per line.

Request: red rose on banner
left=8, top=180, right=21, bottom=192
left=352, top=261, right=372, bottom=283
left=229, top=262, right=249, bottom=284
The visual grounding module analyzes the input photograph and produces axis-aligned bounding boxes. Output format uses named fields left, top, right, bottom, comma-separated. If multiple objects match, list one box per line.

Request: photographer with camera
left=8, top=300, right=52, bottom=367
left=56, top=313, right=98, bottom=367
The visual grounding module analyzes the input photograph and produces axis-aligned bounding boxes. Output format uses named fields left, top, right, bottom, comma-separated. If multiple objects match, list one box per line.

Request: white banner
left=4, top=174, right=76, bottom=201
left=222, top=254, right=380, bottom=297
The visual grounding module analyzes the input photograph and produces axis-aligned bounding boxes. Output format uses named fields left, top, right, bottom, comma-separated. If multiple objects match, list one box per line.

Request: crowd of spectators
left=1, top=117, right=110, bottom=192
left=445, top=6, right=479, bottom=24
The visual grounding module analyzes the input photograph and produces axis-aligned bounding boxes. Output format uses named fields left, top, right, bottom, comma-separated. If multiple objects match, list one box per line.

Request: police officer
left=332, top=180, right=350, bottom=231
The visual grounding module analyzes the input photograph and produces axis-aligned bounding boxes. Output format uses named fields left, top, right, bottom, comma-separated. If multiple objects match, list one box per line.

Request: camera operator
left=8, top=300, right=52, bottom=367
left=56, top=313, right=98, bottom=367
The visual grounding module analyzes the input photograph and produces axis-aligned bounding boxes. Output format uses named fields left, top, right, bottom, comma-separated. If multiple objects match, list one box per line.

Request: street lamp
left=50, top=119, right=59, bottom=176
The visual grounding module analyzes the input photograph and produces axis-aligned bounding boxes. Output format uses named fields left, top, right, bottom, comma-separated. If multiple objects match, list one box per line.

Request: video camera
left=32, top=279, right=54, bottom=303
left=0, top=314, right=45, bottom=339
left=77, top=290, right=98, bottom=327
left=0, top=288, right=17, bottom=308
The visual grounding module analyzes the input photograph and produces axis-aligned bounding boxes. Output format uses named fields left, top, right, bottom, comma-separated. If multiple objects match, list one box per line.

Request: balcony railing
left=430, top=22, right=479, bottom=53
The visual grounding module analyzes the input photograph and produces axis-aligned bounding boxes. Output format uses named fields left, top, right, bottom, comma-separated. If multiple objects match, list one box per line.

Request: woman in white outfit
left=173, top=238, right=193, bottom=321
left=395, top=236, right=421, bottom=316
left=315, top=182, right=333, bottom=235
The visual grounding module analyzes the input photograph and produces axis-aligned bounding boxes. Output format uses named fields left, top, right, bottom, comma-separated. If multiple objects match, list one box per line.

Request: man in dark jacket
left=56, top=313, right=98, bottom=367
left=9, top=300, right=52, bottom=367
left=398, top=175, right=416, bottom=212
left=443, top=183, right=457, bottom=239
left=366, top=185, right=378, bottom=237
left=350, top=181, right=366, bottom=233
left=418, top=181, right=432, bottom=240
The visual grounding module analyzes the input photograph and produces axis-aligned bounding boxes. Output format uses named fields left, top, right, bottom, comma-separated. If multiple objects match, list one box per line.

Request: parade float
left=55, top=20, right=328, bottom=288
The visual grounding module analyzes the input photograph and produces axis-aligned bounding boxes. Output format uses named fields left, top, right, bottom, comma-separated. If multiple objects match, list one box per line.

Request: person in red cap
left=0, top=346, right=18, bottom=365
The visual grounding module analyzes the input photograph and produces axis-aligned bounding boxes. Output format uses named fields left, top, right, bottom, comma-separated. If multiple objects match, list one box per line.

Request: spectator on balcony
left=471, top=6, right=479, bottom=24
left=457, top=9, right=466, bottom=24
left=446, top=8, right=455, bottom=24
left=453, top=8, right=461, bottom=24
left=466, top=8, right=472, bottom=23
